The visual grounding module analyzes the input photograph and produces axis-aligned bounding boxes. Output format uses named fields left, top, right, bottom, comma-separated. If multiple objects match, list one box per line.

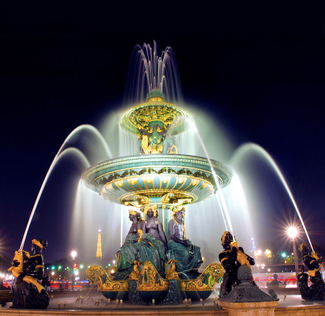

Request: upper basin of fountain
left=81, top=154, right=232, bottom=209
left=119, top=89, right=192, bottom=137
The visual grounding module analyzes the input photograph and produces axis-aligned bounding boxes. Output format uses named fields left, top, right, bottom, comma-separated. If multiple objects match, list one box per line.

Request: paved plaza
left=1, top=287, right=325, bottom=314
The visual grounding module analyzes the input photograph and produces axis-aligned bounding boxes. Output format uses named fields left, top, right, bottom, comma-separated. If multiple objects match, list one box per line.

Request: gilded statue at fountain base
left=218, top=231, right=278, bottom=304
left=297, top=243, right=325, bottom=301
left=8, top=239, right=49, bottom=309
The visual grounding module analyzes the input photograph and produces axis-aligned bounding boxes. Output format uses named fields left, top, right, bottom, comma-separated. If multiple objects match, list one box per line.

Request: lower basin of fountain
left=86, top=262, right=224, bottom=306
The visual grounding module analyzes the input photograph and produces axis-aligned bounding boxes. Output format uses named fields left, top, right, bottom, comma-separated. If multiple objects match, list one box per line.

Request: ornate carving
left=166, top=259, right=180, bottom=280
left=87, top=265, right=128, bottom=292
left=181, top=263, right=224, bottom=292
left=82, top=154, right=232, bottom=209
left=120, top=93, right=191, bottom=137
left=137, top=261, right=168, bottom=292
left=129, top=261, right=141, bottom=281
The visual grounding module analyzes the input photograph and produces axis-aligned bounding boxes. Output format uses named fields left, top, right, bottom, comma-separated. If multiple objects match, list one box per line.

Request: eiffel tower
left=96, top=228, right=102, bottom=260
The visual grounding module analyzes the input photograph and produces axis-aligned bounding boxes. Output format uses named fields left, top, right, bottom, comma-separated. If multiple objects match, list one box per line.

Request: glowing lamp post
left=287, top=227, right=299, bottom=279
left=71, top=250, right=77, bottom=261
left=71, top=250, right=77, bottom=291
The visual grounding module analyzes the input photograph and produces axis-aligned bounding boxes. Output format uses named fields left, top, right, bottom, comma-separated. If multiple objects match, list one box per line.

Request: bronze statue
left=167, top=206, right=202, bottom=274
left=218, top=231, right=255, bottom=298
left=115, top=210, right=143, bottom=280
left=126, top=209, right=143, bottom=237
left=297, top=243, right=325, bottom=300
left=138, top=205, right=167, bottom=276
left=137, top=121, right=167, bottom=154
left=141, top=205, right=167, bottom=247
left=8, top=239, right=49, bottom=309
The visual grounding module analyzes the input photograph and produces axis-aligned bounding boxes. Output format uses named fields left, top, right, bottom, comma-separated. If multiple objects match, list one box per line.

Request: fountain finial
left=146, top=89, right=166, bottom=102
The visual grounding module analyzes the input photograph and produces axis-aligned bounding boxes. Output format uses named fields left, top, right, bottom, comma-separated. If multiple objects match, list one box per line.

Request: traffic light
left=73, top=263, right=78, bottom=270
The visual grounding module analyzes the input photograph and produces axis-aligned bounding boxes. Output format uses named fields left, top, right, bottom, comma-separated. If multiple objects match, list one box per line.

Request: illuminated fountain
left=80, top=42, right=315, bottom=305
left=83, top=88, right=231, bottom=303
left=82, top=90, right=232, bottom=223
left=10, top=42, right=319, bottom=310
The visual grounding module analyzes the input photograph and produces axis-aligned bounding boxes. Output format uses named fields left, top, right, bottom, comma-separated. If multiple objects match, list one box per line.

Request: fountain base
left=87, top=262, right=224, bottom=305
left=219, top=300, right=279, bottom=316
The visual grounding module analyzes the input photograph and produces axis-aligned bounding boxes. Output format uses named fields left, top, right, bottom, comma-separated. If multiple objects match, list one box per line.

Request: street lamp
left=287, top=227, right=299, bottom=279
left=71, top=250, right=77, bottom=261
left=71, top=250, right=77, bottom=291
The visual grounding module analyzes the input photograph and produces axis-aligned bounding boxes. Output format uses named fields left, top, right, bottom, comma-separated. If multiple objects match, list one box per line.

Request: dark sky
left=1, top=2, right=325, bottom=262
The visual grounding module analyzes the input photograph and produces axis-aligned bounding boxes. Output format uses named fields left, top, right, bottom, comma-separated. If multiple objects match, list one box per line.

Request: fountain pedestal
left=219, top=265, right=279, bottom=316
left=219, top=300, right=279, bottom=316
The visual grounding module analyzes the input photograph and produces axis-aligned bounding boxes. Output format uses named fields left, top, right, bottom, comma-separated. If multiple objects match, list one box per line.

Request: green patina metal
left=119, top=92, right=191, bottom=137
left=82, top=154, right=232, bottom=208
left=82, top=90, right=232, bottom=209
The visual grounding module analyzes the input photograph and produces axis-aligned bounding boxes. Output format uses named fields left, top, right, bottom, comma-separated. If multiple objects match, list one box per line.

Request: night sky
left=1, top=3, right=325, bottom=263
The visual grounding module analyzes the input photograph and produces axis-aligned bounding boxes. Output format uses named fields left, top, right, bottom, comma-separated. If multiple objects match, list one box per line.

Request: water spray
left=19, top=124, right=110, bottom=251
left=188, top=119, right=234, bottom=234
left=233, top=143, right=314, bottom=253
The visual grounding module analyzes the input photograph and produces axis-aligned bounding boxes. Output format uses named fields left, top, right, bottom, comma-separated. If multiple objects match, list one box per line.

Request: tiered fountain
left=7, top=42, right=322, bottom=314
left=83, top=87, right=231, bottom=304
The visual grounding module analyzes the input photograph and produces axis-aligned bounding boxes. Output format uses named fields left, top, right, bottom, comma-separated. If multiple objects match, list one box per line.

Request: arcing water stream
left=19, top=125, right=112, bottom=251
left=231, top=142, right=314, bottom=252
left=187, top=118, right=234, bottom=234
left=18, top=42, right=314, bottom=265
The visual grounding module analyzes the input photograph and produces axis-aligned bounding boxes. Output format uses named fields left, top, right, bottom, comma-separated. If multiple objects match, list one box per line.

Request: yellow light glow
left=264, top=249, right=272, bottom=258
